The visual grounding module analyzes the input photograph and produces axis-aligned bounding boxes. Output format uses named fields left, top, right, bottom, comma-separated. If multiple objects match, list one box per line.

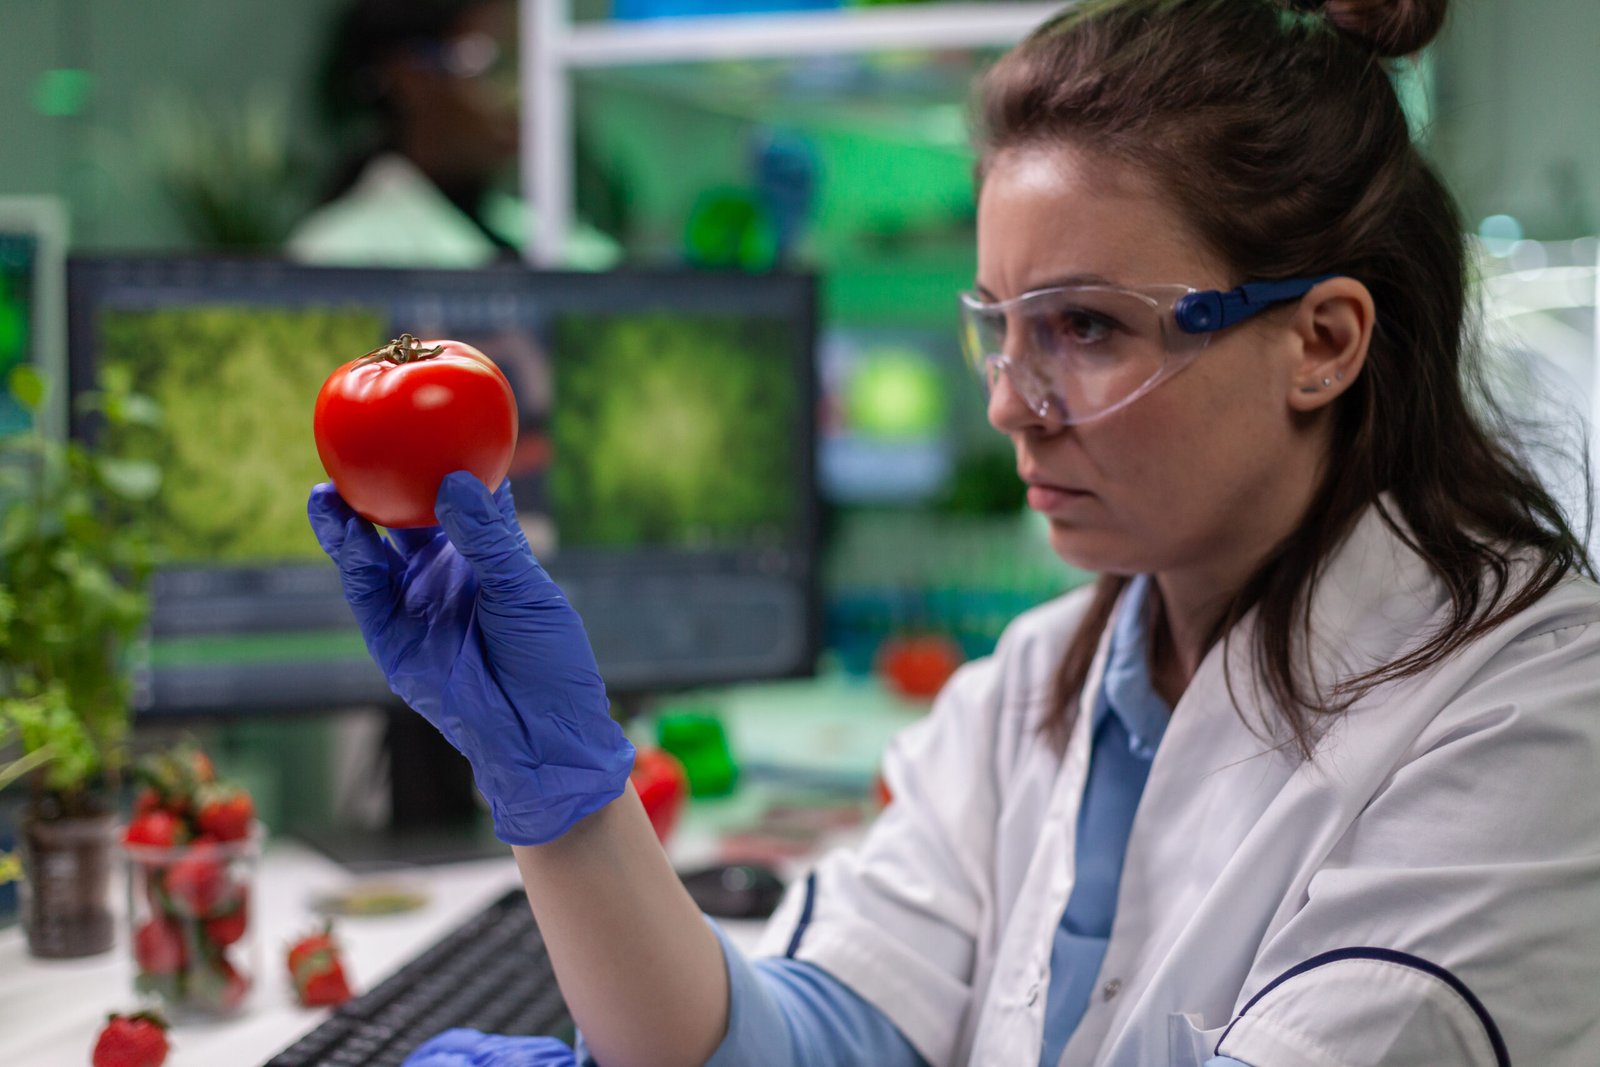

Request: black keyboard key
left=336, top=981, right=409, bottom=1022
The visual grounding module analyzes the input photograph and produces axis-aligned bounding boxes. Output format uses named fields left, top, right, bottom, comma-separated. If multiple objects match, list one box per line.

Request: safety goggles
left=958, top=274, right=1334, bottom=424
left=411, top=33, right=519, bottom=89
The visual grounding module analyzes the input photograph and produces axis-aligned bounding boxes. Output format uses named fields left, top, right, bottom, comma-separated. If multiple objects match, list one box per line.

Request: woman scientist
left=307, top=0, right=1600, bottom=1064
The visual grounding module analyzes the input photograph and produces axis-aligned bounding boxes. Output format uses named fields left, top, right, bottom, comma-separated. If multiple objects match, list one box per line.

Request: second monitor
left=68, top=259, right=820, bottom=719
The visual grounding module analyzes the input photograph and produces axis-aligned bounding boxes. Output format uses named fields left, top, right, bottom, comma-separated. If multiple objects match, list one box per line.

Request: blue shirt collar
left=1095, top=574, right=1172, bottom=759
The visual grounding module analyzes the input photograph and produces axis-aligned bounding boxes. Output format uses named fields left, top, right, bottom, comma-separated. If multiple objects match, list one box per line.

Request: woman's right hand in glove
left=307, top=471, right=635, bottom=846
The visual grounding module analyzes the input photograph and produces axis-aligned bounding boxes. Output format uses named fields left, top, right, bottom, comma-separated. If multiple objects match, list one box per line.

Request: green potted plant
left=0, top=362, right=160, bottom=957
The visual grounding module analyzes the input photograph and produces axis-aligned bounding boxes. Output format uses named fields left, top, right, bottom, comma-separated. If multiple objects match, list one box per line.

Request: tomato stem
left=359, top=333, right=445, bottom=366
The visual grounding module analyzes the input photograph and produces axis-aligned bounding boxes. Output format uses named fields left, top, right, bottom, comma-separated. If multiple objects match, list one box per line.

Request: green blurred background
left=0, top=0, right=1594, bottom=836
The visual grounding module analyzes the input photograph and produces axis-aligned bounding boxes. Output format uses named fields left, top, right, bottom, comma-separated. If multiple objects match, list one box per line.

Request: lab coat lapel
left=968, top=591, right=1121, bottom=1065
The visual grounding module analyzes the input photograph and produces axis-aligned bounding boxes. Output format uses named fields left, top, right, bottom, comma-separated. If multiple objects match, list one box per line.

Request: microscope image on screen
left=547, top=312, right=798, bottom=553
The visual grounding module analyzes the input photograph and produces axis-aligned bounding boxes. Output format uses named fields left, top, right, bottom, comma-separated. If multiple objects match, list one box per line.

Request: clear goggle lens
left=958, top=284, right=1209, bottom=425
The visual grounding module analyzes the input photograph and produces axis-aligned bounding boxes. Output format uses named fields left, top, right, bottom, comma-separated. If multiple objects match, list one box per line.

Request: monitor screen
left=0, top=197, right=67, bottom=438
left=68, top=259, right=819, bottom=717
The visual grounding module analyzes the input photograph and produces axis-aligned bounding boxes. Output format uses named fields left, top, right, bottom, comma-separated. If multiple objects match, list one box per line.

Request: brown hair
left=976, top=0, right=1595, bottom=756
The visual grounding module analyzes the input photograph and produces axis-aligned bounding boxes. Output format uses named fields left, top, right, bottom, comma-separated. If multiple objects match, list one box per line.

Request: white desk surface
left=0, top=838, right=769, bottom=1067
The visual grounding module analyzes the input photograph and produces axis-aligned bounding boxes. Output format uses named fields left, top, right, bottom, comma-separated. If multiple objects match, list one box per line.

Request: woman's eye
left=1048, top=308, right=1116, bottom=345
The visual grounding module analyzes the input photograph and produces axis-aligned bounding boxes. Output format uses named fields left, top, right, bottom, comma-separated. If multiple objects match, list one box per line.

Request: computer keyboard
left=264, top=886, right=574, bottom=1067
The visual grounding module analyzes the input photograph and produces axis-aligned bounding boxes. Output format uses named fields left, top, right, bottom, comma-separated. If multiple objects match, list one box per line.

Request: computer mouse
left=678, top=862, right=787, bottom=920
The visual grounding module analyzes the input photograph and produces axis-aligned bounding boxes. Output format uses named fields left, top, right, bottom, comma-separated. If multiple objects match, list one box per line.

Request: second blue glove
left=402, top=1028, right=578, bottom=1067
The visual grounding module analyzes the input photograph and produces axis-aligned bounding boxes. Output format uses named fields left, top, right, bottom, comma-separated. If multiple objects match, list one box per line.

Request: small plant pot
left=19, top=811, right=117, bottom=959
left=122, top=823, right=265, bottom=1019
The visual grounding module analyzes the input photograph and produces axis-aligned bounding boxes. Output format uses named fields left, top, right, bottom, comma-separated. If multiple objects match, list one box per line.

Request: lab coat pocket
left=1168, top=1011, right=1230, bottom=1066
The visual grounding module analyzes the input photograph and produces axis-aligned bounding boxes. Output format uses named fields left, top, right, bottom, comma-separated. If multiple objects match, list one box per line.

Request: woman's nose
left=987, top=361, right=1051, bottom=434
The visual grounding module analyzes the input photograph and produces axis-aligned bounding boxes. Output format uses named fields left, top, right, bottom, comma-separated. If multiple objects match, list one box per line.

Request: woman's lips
left=1025, top=481, right=1092, bottom=512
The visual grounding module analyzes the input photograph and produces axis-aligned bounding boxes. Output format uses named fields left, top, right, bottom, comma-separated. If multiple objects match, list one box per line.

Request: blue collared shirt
left=1038, top=573, right=1172, bottom=1066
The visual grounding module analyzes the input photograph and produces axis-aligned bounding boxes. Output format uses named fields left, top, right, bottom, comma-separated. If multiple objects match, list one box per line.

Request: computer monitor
left=67, top=259, right=820, bottom=724
left=0, top=197, right=67, bottom=439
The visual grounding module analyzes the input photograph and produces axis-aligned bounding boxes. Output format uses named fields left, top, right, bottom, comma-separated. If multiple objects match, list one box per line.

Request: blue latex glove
left=402, top=1028, right=576, bottom=1067
left=308, top=472, right=635, bottom=845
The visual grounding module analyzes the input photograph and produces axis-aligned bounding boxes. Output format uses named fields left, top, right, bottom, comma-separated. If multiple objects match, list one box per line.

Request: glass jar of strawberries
left=119, top=745, right=263, bottom=1018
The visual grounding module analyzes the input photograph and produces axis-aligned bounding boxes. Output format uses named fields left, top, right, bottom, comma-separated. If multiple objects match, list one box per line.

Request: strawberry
left=133, top=744, right=214, bottom=821
left=189, top=748, right=216, bottom=784
left=202, top=889, right=249, bottom=947
left=163, top=845, right=232, bottom=918
left=190, top=955, right=251, bottom=1014
left=122, top=811, right=184, bottom=849
left=133, top=918, right=187, bottom=975
left=287, top=923, right=353, bottom=1007
left=300, top=968, right=353, bottom=1007
left=195, top=786, right=254, bottom=843
left=91, top=1011, right=169, bottom=1067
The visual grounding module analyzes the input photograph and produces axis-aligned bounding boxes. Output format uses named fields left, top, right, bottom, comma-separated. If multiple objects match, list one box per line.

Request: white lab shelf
left=519, top=0, right=1063, bottom=263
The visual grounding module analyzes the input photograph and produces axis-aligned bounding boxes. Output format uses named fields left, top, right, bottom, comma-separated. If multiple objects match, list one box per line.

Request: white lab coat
left=284, top=153, right=619, bottom=269
left=757, top=502, right=1600, bottom=1066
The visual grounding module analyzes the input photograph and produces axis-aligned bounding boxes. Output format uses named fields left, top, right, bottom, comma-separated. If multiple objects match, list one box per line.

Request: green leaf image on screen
left=0, top=267, right=34, bottom=435
left=99, top=306, right=386, bottom=562
left=549, top=314, right=798, bottom=549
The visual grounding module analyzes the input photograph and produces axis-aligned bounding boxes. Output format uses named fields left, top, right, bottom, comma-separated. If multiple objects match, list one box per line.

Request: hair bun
left=1321, top=0, right=1448, bottom=58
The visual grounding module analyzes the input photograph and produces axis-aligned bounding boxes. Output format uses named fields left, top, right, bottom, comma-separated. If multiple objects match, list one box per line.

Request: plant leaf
left=7, top=365, right=45, bottom=413
left=96, top=458, right=162, bottom=500
left=114, top=393, right=163, bottom=429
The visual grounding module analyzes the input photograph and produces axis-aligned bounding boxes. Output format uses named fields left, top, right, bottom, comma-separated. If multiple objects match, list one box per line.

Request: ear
left=1285, top=277, right=1375, bottom=413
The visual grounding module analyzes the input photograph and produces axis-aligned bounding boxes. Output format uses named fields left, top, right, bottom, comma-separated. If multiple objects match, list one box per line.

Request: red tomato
left=630, top=747, right=688, bottom=844
left=877, top=634, right=965, bottom=701
left=872, top=771, right=892, bottom=810
left=313, top=334, right=518, bottom=529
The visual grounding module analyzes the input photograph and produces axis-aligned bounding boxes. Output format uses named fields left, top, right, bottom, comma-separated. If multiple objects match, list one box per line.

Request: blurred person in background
left=287, top=0, right=617, bottom=268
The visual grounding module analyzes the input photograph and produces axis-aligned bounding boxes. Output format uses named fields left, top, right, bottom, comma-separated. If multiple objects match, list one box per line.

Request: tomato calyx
left=359, top=333, right=445, bottom=366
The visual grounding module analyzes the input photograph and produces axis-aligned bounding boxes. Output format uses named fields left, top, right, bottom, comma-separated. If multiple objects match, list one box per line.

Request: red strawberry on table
left=91, top=1011, right=169, bottom=1067
left=301, top=967, right=353, bottom=1007
left=287, top=923, right=354, bottom=1007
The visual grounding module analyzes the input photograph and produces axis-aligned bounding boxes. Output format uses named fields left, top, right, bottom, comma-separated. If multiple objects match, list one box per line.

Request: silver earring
left=1321, top=377, right=1332, bottom=387
left=1335, top=371, right=1345, bottom=381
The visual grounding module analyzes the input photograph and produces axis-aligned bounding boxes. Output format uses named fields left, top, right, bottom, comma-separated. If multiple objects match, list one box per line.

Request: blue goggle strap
left=1173, top=274, right=1339, bottom=335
